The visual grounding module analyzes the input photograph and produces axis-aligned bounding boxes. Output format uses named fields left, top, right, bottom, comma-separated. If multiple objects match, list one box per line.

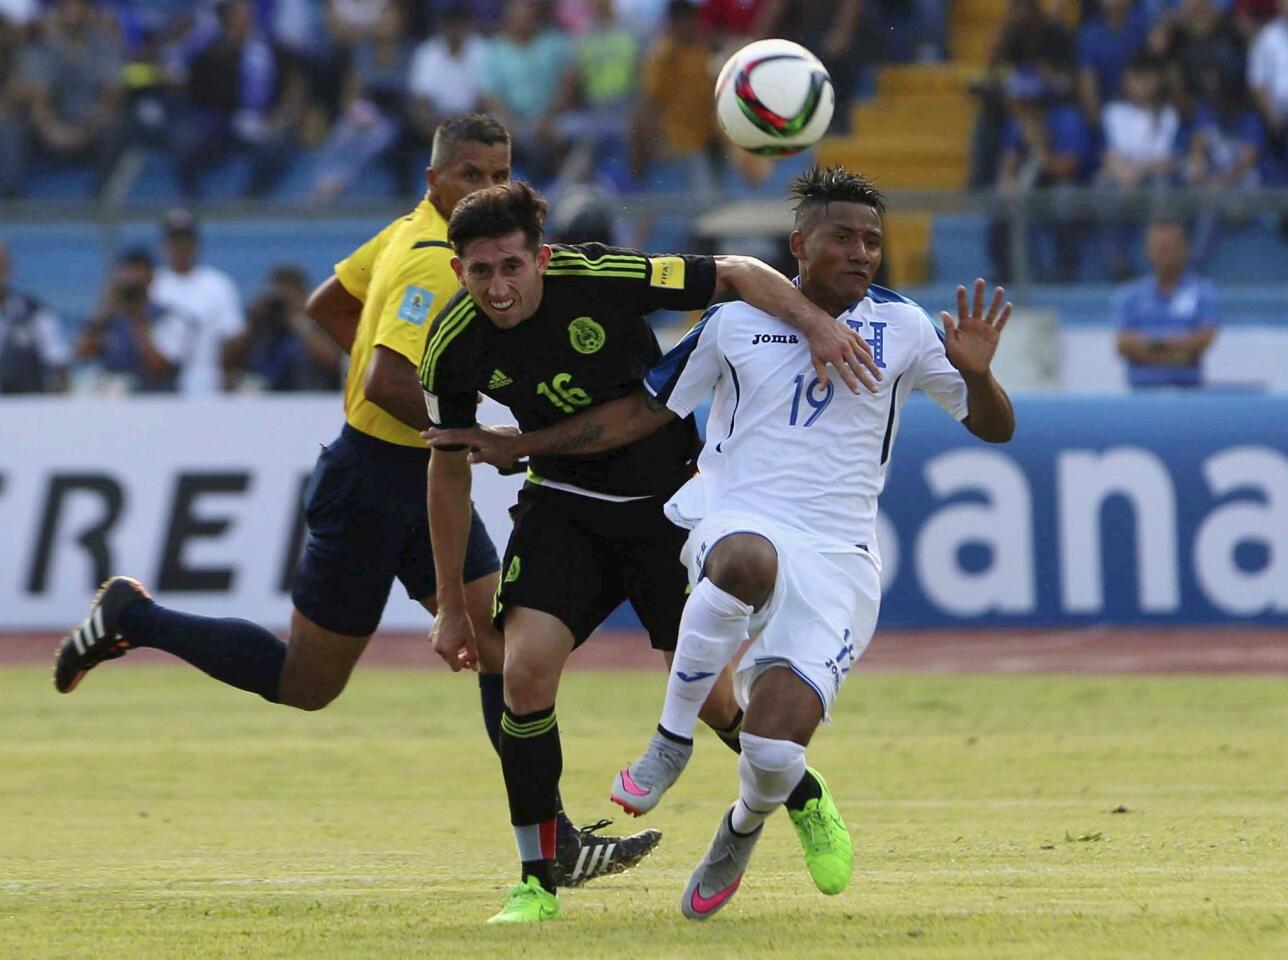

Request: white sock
left=730, top=732, right=807, bottom=835
left=658, top=578, right=753, bottom=740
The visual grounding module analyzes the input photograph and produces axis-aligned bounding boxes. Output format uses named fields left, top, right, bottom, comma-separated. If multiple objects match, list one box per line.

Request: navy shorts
left=292, top=424, right=500, bottom=637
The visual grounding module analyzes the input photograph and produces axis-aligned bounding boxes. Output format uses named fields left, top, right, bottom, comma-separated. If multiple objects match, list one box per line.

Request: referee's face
left=454, top=231, right=551, bottom=329
left=429, top=141, right=512, bottom=220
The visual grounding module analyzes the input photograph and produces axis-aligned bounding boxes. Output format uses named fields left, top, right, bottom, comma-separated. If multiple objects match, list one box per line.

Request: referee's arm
left=306, top=276, right=363, bottom=354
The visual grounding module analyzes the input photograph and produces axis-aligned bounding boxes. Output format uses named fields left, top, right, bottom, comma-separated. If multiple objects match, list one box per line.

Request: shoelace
left=798, top=807, right=841, bottom=853
left=577, top=818, right=613, bottom=840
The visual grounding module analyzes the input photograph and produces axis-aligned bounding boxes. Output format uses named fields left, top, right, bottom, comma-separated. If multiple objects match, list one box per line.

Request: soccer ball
left=714, top=39, right=835, bottom=157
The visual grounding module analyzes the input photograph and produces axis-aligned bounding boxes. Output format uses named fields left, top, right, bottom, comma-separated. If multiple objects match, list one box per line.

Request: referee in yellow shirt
left=56, top=114, right=658, bottom=885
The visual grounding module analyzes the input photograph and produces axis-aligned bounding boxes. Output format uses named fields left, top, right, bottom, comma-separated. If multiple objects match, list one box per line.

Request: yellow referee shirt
left=334, top=198, right=457, bottom=448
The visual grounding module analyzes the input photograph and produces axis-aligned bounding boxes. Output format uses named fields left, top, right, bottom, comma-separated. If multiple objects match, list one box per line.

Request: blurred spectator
left=1184, top=73, right=1263, bottom=187
left=76, top=248, right=195, bottom=393
left=1234, top=0, right=1279, bottom=38
left=324, top=0, right=387, bottom=47
left=554, top=0, right=640, bottom=183
left=0, top=240, right=71, bottom=393
left=769, top=0, right=867, bottom=132
left=170, top=0, right=305, bottom=199
left=1114, top=217, right=1218, bottom=388
left=1076, top=0, right=1149, bottom=122
left=310, top=0, right=412, bottom=204
left=150, top=210, right=245, bottom=395
left=632, top=0, right=719, bottom=191
left=989, top=70, right=1096, bottom=282
left=409, top=3, right=487, bottom=145
left=700, top=0, right=770, bottom=40
left=970, top=0, right=1077, bottom=186
left=1100, top=54, right=1181, bottom=277
left=1184, top=73, right=1264, bottom=259
left=0, top=16, right=23, bottom=198
left=0, top=0, right=38, bottom=27
left=12, top=0, right=126, bottom=197
left=1248, top=0, right=1288, bottom=182
left=271, top=0, right=343, bottom=127
left=479, top=0, right=574, bottom=181
left=550, top=184, right=621, bottom=243
left=227, top=265, right=344, bottom=391
left=614, top=0, right=672, bottom=35
left=425, top=0, right=507, bottom=31
left=1164, top=0, right=1246, bottom=111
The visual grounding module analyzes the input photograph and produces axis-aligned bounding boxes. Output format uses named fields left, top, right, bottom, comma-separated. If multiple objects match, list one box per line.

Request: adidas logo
left=488, top=369, right=513, bottom=390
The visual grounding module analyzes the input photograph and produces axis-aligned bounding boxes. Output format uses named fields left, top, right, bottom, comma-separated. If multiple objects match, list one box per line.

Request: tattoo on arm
left=546, top=422, right=606, bottom=456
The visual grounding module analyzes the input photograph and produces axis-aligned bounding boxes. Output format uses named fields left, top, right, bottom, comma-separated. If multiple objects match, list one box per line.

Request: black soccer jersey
left=420, top=243, right=718, bottom=497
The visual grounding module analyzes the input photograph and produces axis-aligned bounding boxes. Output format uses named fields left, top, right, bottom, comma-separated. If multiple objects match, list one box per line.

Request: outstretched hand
left=941, top=278, right=1012, bottom=379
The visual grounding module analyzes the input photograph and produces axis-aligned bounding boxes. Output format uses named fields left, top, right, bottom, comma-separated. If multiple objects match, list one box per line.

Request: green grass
left=2, top=665, right=1286, bottom=959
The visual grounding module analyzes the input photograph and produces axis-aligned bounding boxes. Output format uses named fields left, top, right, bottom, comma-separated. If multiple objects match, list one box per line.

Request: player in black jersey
left=419, top=182, right=880, bottom=923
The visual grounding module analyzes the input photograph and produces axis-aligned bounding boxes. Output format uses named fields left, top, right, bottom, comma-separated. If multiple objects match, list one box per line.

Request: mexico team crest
left=569, top=316, right=605, bottom=354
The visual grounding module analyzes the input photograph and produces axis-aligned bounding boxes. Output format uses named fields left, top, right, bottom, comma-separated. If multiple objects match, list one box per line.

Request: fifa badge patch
left=648, top=256, right=686, bottom=290
left=397, top=285, right=434, bottom=326
left=568, top=316, right=606, bottom=354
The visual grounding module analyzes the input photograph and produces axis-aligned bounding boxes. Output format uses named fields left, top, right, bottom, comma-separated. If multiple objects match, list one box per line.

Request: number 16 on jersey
left=789, top=374, right=834, bottom=427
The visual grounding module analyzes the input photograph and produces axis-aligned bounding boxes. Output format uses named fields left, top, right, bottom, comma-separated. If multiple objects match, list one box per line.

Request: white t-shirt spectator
left=151, top=265, right=244, bottom=395
left=408, top=35, right=488, bottom=116
left=0, top=0, right=38, bottom=25
left=1102, top=101, right=1181, bottom=164
left=1249, top=19, right=1288, bottom=117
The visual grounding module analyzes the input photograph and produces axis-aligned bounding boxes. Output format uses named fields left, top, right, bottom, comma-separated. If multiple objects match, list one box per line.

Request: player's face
left=428, top=141, right=512, bottom=218
left=793, top=201, right=883, bottom=311
left=453, top=230, right=552, bottom=329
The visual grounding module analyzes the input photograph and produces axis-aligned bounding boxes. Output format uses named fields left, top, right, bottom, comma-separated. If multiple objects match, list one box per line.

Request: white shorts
left=677, top=510, right=881, bottom=721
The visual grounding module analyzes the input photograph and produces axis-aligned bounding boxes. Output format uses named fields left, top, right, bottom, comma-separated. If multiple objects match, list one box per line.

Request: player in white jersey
left=424, top=166, right=1016, bottom=918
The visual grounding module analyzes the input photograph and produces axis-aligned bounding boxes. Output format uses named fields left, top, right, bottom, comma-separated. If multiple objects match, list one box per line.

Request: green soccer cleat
left=788, top=769, right=853, bottom=895
left=486, top=876, right=561, bottom=924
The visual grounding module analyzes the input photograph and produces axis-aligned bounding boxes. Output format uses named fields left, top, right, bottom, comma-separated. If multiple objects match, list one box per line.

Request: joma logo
left=751, top=333, right=799, bottom=345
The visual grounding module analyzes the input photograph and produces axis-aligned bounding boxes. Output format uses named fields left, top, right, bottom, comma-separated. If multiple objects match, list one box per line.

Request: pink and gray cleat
left=680, top=805, right=762, bottom=921
left=610, top=730, right=693, bottom=817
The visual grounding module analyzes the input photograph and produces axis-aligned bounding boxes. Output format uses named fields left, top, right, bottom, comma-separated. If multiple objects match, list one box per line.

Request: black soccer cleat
left=552, top=816, right=663, bottom=888
left=54, top=577, right=151, bottom=693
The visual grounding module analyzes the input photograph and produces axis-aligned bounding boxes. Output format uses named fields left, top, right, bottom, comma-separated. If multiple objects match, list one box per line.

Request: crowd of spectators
left=0, top=210, right=344, bottom=395
left=0, top=0, right=948, bottom=203
left=975, top=0, right=1288, bottom=281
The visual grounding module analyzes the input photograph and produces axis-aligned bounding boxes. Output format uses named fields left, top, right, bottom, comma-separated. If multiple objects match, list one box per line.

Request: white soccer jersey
left=645, top=285, right=969, bottom=563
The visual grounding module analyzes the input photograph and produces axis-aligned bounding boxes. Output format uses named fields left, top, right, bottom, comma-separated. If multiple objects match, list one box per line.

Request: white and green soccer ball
left=714, top=38, right=836, bottom=157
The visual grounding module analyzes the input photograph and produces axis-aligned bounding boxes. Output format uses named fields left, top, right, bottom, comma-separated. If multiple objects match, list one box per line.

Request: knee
left=502, top=653, right=558, bottom=715
left=278, top=680, right=344, bottom=712
left=704, top=535, right=778, bottom=609
left=740, top=732, right=806, bottom=787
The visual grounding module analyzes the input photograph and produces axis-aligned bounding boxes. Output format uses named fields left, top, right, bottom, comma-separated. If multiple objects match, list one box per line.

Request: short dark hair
left=789, top=165, right=886, bottom=228
left=431, top=113, right=510, bottom=167
left=269, top=264, right=308, bottom=290
left=118, top=246, right=154, bottom=268
left=448, top=181, right=548, bottom=256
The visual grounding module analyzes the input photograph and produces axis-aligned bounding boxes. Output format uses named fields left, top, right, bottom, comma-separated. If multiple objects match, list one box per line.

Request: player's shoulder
left=862, top=283, right=935, bottom=323
left=421, top=288, right=480, bottom=388
left=545, top=242, right=650, bottom=282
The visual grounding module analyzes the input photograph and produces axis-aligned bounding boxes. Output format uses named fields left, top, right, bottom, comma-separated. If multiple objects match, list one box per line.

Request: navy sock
left=120, top=600, right=286, bottom=703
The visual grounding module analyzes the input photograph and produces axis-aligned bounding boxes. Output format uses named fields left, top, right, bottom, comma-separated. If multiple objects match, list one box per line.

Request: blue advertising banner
left=606, top=393, right=1288, bottom=629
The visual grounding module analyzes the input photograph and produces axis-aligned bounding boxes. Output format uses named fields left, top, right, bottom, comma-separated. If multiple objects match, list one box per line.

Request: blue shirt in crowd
left=1113, top=273, right=1219, bottom=388
left=1001, top=103, right=1098, bottom=183
left=1077, top=6, right=1149, bottom=104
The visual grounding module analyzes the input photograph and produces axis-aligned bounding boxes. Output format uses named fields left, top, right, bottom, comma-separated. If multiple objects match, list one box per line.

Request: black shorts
left=292, top=424, right=500, bottom=637
left=493, top=484, right=689, bottom=650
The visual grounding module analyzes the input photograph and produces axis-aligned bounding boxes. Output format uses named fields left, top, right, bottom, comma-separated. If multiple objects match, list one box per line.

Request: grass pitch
left=2, top=664, right=1286, bottom=959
